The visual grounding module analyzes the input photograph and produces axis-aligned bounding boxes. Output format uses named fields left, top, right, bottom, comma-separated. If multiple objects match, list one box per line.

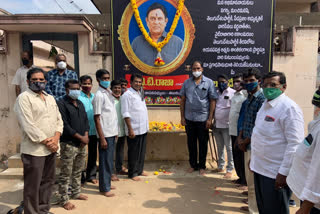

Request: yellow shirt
left=14, top=89, right=63, bottom=156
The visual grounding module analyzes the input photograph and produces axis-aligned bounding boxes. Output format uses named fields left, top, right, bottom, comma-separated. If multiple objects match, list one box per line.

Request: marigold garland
left=130, top=0, right=185, bottom=66
left=149, top=121, right=185, bottom=132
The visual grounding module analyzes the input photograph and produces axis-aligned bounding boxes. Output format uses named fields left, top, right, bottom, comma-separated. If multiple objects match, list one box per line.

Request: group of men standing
left=179, top=61, right=320, bottom=214
left=12, top=52, right=149, bottom=213
left=11, top=52, right=320, bottom=214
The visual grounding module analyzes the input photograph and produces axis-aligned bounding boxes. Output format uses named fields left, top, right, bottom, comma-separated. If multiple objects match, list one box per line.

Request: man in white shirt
left=121, top=74, right=149, bottom=181
left=229, top=73, right=247, bottom=186
left=250, top=71, right=304, bottom=214
left=93, top=69, right=118, bottom=197
left=287, top=89, right=320, bottom=214
left=214, top=74, right=235, bottom=178
left=12, top=51, right=35, bottom=96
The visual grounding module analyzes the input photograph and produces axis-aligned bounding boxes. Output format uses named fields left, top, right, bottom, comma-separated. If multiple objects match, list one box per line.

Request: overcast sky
left=0, top=0, right=100, bottom=14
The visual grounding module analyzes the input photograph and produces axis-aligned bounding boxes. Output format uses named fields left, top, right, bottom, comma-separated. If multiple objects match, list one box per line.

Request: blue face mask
left=245, top=81, right=258, bottom=92
left=68, top=89, right=81, bottom=100
left=218, top=82, right=228, bottom=92
left=100, top=81, right=110, bottom=89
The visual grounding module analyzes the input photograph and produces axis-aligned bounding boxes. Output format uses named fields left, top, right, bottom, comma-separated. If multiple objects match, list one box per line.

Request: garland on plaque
left=130, top=0, right=184, bottom=66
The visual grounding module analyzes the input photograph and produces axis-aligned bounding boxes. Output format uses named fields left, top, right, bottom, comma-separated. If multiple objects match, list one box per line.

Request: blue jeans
left=99, top=136, right=115, bottom=192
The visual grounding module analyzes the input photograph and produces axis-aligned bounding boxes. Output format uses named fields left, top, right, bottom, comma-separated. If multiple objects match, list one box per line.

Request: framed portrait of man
left=118, top=0, right=195, bottom=75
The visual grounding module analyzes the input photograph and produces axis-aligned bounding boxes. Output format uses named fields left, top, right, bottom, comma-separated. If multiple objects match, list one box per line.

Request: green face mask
left=263, top=87, right=283, bottom=100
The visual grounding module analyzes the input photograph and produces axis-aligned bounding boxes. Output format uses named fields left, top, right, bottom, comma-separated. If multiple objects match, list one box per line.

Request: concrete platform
left=8, top=132, right=217, bottom=169
left=8, top=153, right=61, bottom=168
left=7, top=154, right=22, bottom=168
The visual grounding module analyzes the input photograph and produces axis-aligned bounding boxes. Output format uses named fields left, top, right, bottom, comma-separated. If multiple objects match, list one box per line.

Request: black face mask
left=22, top=58, right=29, bottom=66
left=29, top=81, right=46, bottom=92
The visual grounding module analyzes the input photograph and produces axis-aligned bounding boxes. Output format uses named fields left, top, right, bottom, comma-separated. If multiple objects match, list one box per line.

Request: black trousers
left=185, top=119, right=209, bottom=170
left=127, top=133, right=147, bottom=178
left=254, top=172, right=292, bottom=214
left=85, top=135, right=98, bottom=181
left=231, top=135, right=246, bottom=185
left=115, top=136, right=126, bottom=173
left=21, top=153, right=56, bottom=214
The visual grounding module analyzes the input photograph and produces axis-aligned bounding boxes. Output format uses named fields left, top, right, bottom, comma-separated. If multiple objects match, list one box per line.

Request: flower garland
left=130, top=0, right=185, bottom=66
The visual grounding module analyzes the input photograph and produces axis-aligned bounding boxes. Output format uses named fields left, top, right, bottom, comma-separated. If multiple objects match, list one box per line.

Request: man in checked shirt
left=45, top=54, right=78, bottom=100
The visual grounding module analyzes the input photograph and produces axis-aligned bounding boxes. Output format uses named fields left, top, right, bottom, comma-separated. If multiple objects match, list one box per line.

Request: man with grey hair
left=45, top=54, right=78, bottom=100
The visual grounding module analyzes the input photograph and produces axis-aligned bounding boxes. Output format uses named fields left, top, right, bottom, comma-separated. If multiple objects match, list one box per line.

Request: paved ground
left=0, top=161, right=299, bottom=214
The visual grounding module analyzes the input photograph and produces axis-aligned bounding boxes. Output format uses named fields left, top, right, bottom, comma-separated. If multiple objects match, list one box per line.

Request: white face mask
left=57, top=61, right=67, bottom=70
left=192, top=71, right=202, bottom=78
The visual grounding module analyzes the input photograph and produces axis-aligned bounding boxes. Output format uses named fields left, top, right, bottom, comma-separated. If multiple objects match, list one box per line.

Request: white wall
left=276, top=3, right=311, bottom=13
left=273, top=27, right=319, bottom=130
left=0, top=32, right=22, bottom=158
left=78, top=32, right=103, bottom=92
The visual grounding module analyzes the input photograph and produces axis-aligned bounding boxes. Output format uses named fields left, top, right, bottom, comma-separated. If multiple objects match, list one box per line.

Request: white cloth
left=229, top=90, right=247, bottom=136
left=287, top=117, right=320, bottom=209
left=214, top=87, right=235, bottom=128
left=121, top=87, right=148, bottom=136
left=250, top=93, right=304, bottom=179
left=11, top=65, right=35, bottom=93
left=92, top=87, right=118, bottom=138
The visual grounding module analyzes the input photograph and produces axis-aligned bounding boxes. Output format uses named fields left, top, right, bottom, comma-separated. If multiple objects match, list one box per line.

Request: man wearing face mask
left=236, top=68, right=265, bottom=213
left=78, top=75, right=98, bottom=184
left=57, top=79, right=90, bottom=210
left=180, top=60, right=218, bottom=176
left=214, top=74, right=235, bottom=178
left=45, top=54, right=78, bottom=100
left=250, top=71, right=304, bottom=214
left=12, top=51, right=35, bottom=97
left=287, top=90, right=320, bottom=214
left=93, top=69, right=118, bottom=196
left=229, top=73, right=248, bottom=188
left=14, top=68, right=63, bottom=214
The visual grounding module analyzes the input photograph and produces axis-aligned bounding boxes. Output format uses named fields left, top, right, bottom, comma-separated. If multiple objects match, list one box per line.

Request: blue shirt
left=131, top=32, right=183, bottom=66
left=78, top=91, right=96, bottom=136
left=239, top=89, right=265, bottom=149
left=45, top=69, right=78, bottom=100
left=180, top=75, right=218, bottom=122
